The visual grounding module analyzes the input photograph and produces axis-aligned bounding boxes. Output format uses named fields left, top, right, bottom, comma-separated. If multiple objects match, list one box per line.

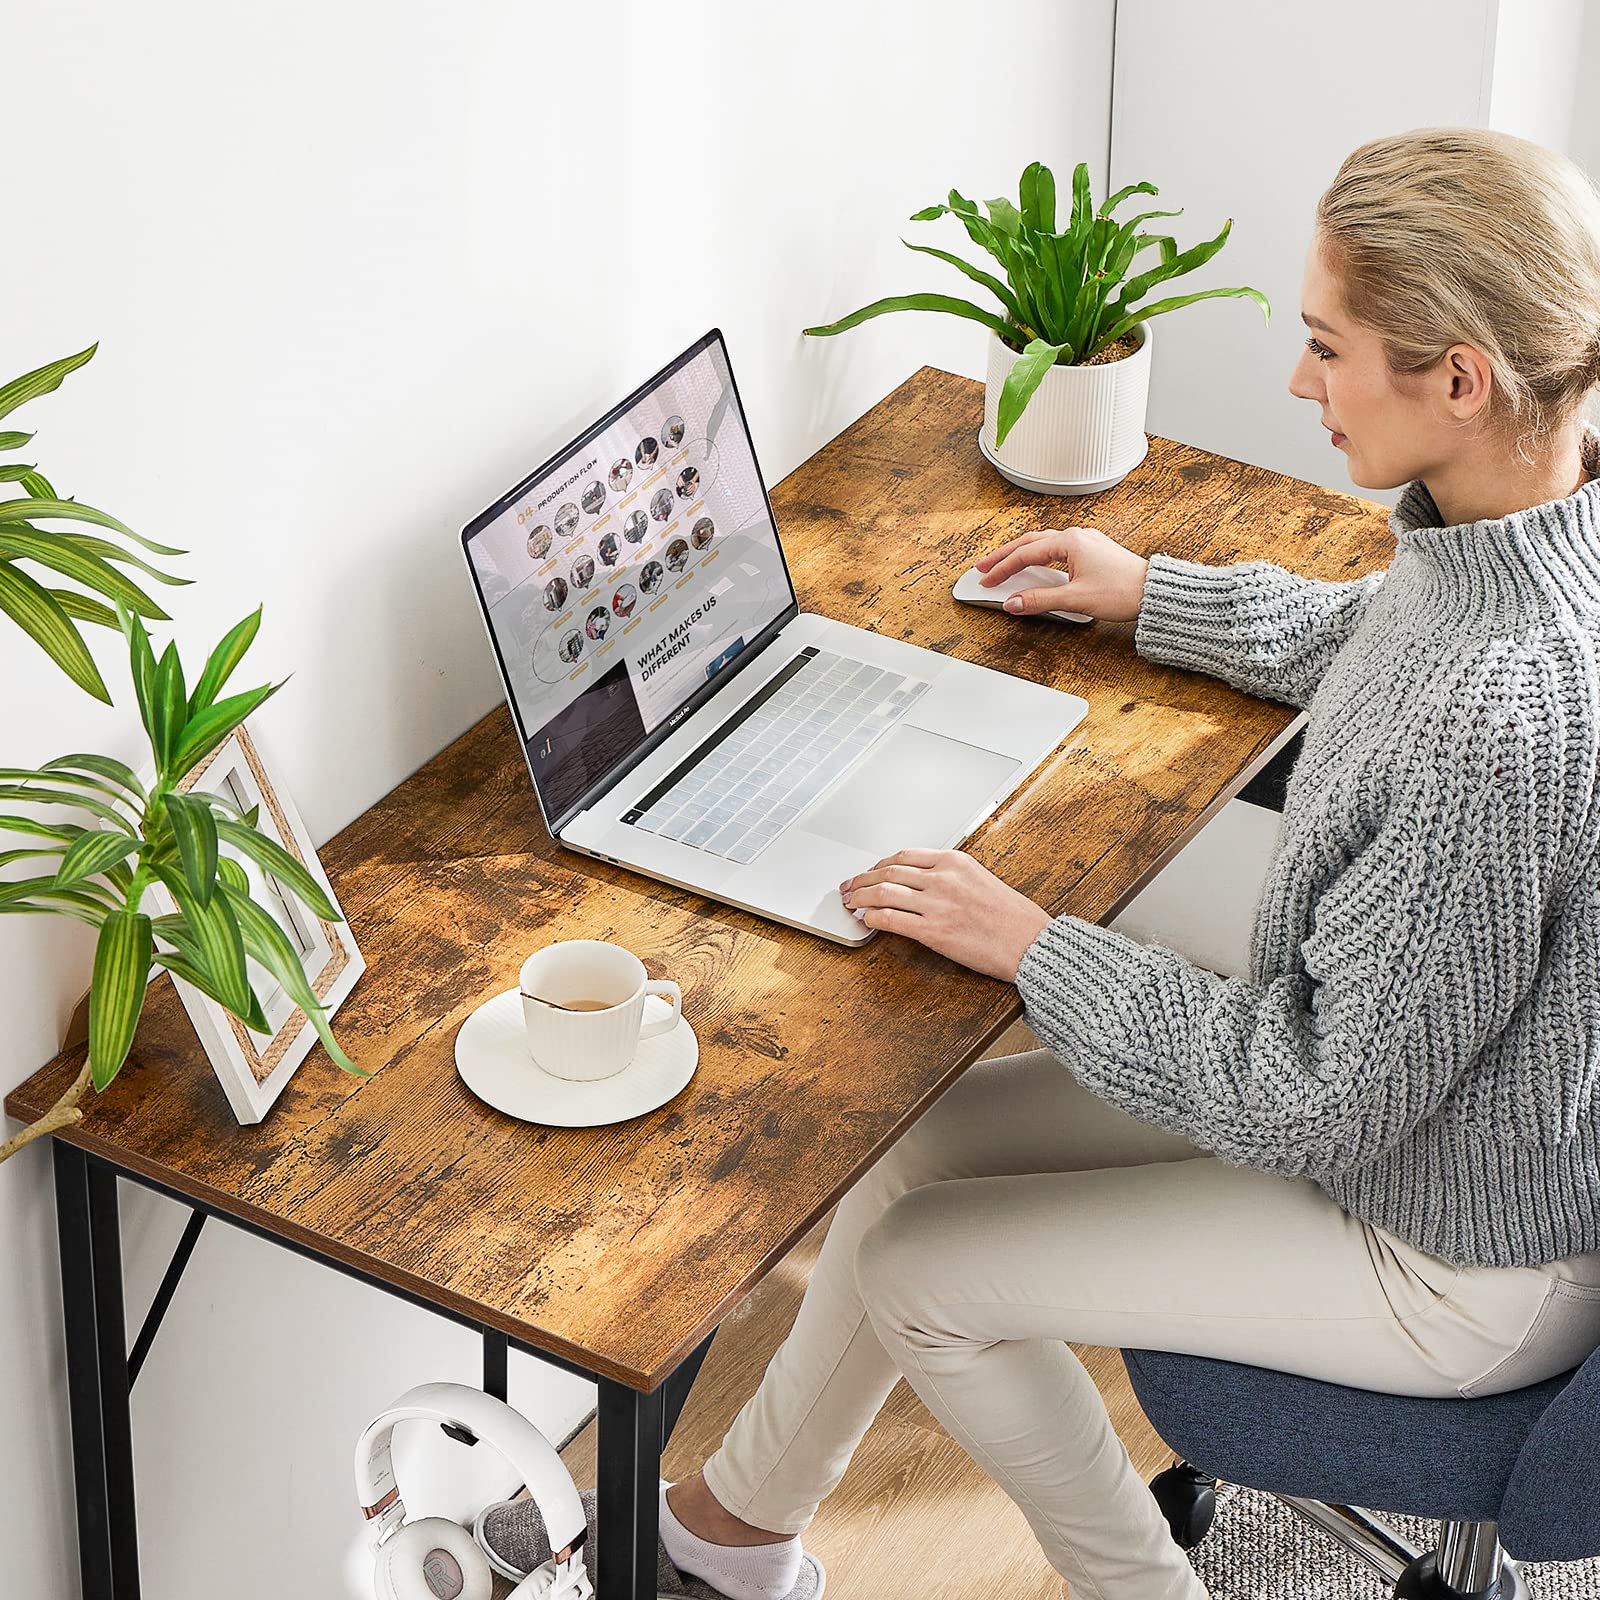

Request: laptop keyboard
left=629, top=650, right=931, bottom=864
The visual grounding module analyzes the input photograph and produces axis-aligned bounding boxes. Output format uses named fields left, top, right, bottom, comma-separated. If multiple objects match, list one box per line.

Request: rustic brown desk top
left=7, top=368, right=1393, bottom=1390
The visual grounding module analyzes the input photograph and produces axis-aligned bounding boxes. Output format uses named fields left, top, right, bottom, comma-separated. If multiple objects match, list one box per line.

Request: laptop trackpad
left=799, top=724, right=1020, bottom=859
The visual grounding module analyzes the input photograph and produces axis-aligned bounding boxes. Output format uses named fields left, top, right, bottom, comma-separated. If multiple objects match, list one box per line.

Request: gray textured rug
left=1189, top=1484, right=1600, bottom=1598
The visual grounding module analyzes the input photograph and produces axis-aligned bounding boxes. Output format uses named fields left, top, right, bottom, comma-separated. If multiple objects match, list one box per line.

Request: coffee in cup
left=519, top=939, right=682, bottom=1082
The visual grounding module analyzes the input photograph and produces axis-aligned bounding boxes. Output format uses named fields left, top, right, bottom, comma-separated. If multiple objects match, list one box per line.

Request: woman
left=482, top=127, right=1600, bottom=1600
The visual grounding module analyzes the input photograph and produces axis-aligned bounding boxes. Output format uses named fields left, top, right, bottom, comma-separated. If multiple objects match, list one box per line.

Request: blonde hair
left=1314, top=126, right=1600, bottom=465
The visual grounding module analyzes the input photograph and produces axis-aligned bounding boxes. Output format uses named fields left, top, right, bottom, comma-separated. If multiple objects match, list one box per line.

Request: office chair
left=1121, top=1341, right=1600, bottom=1598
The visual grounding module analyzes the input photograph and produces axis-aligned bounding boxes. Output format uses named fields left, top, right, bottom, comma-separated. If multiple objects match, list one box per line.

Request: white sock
left=658, top=1481, right=803, bottom=1600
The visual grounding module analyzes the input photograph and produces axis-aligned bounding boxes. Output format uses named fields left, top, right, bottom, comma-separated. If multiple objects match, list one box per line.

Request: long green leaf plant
left=0, top=348, right=362, bottom=1164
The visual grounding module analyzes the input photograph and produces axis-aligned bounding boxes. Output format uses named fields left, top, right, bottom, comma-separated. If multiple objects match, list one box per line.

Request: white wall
left=0, top=2, right=1115, bottom=1594
left=1487, top=0, right=1588, bottom=155
left=1108, top=0, right=1501, bottom=500
left=1575, top=2, right=1600, bottom=181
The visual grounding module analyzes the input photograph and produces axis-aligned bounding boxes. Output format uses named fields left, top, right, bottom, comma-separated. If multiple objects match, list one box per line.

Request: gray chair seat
left=1123, top=1347, right=1592, bottom=1561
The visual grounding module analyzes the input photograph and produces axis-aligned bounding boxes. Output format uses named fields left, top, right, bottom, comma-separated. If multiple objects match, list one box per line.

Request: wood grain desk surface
left=6, top=367, right=1394, bottom=1391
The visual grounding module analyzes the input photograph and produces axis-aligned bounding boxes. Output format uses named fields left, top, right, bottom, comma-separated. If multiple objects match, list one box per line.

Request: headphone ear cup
left=374, top=1518, right=493, bottom=1600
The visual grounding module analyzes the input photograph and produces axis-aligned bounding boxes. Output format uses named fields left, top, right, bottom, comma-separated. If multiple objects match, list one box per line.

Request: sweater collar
left=1389, top=421, right=1600, bottom=617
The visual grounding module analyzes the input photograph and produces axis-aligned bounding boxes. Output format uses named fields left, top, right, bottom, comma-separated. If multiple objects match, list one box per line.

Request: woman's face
left=1287, top=235, right=1489, bottom=491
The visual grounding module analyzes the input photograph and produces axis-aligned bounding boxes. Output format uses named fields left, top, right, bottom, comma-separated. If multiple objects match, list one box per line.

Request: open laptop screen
left=461, top=331, right=798, bottom=832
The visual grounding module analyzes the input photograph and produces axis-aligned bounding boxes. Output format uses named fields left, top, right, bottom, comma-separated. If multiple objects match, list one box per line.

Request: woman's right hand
left=976, top=525, right=1151, bottom=622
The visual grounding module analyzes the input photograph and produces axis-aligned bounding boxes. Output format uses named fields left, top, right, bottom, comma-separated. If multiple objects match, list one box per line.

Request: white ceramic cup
left=518, top=940, right=682, bottom=1082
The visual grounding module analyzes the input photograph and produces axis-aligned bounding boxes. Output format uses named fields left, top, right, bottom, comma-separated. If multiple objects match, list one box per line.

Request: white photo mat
left=151, top=723, right=365, bottom=1124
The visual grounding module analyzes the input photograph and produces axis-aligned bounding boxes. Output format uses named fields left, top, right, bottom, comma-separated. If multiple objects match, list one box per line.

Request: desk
left=6, top=367, right=1392, bottom=1599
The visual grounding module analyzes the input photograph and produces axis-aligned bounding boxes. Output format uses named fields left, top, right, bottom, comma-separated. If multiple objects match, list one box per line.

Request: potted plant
left=804, top=160, right=1270, bottom=494
left=0, top=346, right=362, bottom=1165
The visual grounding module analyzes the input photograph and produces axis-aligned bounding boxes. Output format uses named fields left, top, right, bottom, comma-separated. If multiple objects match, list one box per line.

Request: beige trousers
left=700, top=1048, right=1600, bottom=1600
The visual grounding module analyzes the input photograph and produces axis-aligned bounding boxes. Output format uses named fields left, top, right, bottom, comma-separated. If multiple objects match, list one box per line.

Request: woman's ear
left=1441, top=341, right=1494, bottom=421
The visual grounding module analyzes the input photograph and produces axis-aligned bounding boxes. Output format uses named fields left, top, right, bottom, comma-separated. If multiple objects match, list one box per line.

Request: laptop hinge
left=554, top=607, right=803, bottom=834
left=619, top=646, right=820, bottom=825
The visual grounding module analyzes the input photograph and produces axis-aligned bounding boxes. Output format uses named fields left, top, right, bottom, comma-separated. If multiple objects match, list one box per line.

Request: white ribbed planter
left=979, top=322, right=1153, bottom=495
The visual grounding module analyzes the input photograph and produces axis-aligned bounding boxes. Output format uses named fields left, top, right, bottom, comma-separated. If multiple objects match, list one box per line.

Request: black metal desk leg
left=54, top=1144, right=140, bottom=1599
left=660, top=1332, right=715, bottom=1451
left=483, top=1329, right=508, bottom=1402
left=596, top=1379, right=665, bottom=1600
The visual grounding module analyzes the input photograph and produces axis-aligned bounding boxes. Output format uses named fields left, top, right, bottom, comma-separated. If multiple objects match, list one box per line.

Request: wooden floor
left=562, top=1022, right=1177, bottom=1600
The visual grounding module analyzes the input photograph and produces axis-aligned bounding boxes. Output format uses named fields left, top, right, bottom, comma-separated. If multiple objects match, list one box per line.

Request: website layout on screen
left=466, top=339, right=795, bottom=823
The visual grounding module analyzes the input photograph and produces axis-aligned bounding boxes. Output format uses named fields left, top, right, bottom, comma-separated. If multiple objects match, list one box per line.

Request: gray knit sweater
left=1016, top=423, right=1600, bottom=1268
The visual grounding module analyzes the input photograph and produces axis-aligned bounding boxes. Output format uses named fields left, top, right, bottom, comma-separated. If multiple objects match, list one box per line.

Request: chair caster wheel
left=1149, top=1461, right=1217, bottom=1550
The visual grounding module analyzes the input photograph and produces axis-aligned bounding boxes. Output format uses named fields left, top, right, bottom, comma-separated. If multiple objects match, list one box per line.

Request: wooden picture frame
left=153, top=723, right=365, bottom=1125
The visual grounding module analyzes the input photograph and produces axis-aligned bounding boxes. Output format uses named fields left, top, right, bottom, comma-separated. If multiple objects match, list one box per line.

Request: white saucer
left=976, top=428, right=1149, bottom=495
left=455, top=988, right=698, bottom=1128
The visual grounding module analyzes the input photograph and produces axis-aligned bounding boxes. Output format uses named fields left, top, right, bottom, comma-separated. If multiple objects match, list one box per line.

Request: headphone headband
left=354, top=1381, right=585, bottom=1555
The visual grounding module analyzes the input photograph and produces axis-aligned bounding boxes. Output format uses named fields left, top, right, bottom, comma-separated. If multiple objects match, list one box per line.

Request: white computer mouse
left=952, top=565, right=1092, bottom=623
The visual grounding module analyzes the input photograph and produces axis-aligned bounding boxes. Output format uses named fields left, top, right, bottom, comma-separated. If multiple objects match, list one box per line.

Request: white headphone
left=355, top=1382, right=592, bottom=1600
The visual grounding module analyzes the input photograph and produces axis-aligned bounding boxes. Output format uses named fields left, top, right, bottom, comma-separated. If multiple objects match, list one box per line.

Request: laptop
left=460, top=330, right=1088, bottom=945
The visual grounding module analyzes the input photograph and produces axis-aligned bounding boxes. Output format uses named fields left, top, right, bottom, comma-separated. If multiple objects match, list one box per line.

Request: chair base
left=1151, top=1463, right=1527, bottom=1600
left=1389, top=1547, right=1527, bottom=1600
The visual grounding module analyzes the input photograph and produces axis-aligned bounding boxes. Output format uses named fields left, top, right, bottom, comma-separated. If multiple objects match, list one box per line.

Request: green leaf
left=0, top=561, right=111, bottom=702
left=1018, top=160, right=1056, bottom=232
left=0, top=432, right=34, bottom=450
left=149, top=639, right=187, bottom=767
left=0, top=827, right=127, bottom=899
left=0, top=464, right=37, bottom=482
left=994, top=338, right=1072, bottom=448
left=41, top=753, right=146, bottom=801
left=0, top=765, right=130, bottom=804
left=0, top=495, right=187, bottom=561
left=0, top=908, right=106, bottom=934
left=150, top=862, right=253, bottom=1014
left=168, top=680, right=281, bottom=781
left=0, top=526, right=170, bottom=619
left=1098, top=180, right=1159, bottom=218
left=49, top=587, right=119, bottom=629
left=49, top=529, right=187, bottom=587
left=0, top=813, right=81, bottom=843
left=0, top=782, right=135, bottom=831
left=21, top=469, right=58, bottom=500
left=984, top=195, right=1023, bottom=236
left=56, top=828, right=141, bottom=887
left=217, top=855, right=249, bottom=893
left=115, top=601, right=160, bottom=742
left=0, top=345, right=97, bottom=426
left=89, top=910, right=153, bottom=1090
left=163, top=790, right=219, bottom=904
left=804, top=292, right=1013, bottom=342
left=0, top=873, right=119, bottom=913
left=0, top=844, right=66, bottom=869
left=898, top=241, right=1025, bottom=328
left=214, top=814, right=340, bottom=923
left=1100, top=284, right=1272, bottom=348
left=151, top=944, right=270, bottom=1034
left=219, top=881, right=364, bottom=1074
left=1069, top=162, right=1093, bottom=237
left=1100, top=217, right=1239, bottom=326
left=917, top=193, right=1034, bottom=310
left=1103, top=209, right=1185, bottom=284
left=188, top=607, right=262, bottom=715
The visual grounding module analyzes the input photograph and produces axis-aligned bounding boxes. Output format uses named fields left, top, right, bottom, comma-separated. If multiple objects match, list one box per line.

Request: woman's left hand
left=840, top=849, right=1052, bottom=981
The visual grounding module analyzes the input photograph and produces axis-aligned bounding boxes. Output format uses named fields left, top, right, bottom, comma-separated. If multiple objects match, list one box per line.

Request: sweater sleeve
left=1134, top=552, right=1386, bottom=708
left=1014, top=649, right=1567, bottom=1178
